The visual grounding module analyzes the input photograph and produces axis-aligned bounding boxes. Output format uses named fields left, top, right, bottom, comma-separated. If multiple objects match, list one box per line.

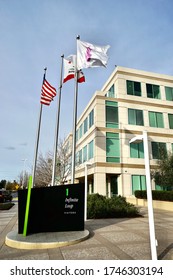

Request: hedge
left=87, top=193, right=140, bottom=219
left=0, top=202, right=15, bottom=210
left=134, top=190, right=173, bottom=202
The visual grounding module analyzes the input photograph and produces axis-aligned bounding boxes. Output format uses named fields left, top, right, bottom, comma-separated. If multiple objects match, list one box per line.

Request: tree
left=6, top=180, right=19, bottom=191
left=34, top=151, right=53, bottom=187
left=152, top=152, right=173, bottom=190
left=0, top=180, right=6, bottom=189
left=18, top=171, right=30, bottom=189
left=56, top=138, right=71, bottom=185
left=34, top=138, right=72, bottom=187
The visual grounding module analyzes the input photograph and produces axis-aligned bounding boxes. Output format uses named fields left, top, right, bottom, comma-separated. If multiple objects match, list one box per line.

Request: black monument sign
left=18, top=184, right=85, bottom=234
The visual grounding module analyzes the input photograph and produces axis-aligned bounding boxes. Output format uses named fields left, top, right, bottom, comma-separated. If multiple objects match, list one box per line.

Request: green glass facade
left=131, top=175, right=146, bottom=194
left=106, top=101, right=118, bottom=128
left=106, top=132, right=120, bottom=163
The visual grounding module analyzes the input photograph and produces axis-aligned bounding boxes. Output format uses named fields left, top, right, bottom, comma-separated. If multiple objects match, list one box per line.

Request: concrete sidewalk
left=0, top=202, right=173, bottom=260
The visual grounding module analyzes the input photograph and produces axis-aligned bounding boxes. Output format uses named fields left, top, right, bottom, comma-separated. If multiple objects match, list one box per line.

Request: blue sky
left=0, top=0, right=173, bottom=181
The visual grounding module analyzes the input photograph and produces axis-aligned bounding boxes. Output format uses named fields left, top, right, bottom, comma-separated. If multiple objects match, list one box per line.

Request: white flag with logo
left=77, top=40, right=110, bottom=70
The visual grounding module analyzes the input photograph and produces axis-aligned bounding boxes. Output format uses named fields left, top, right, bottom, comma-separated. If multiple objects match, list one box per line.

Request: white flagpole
left=51, top=55, right=64, bottom=186
left=71, top=35, right=80, bottom=184
left=31, top=68, right=47, bottom=188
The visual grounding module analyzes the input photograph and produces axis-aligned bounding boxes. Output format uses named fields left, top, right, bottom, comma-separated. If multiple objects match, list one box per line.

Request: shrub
left=87, top=193, right=140, bottom=219
left=134, top=190, right=173, bottom=201
left=0, top=202, right=15, bottom=210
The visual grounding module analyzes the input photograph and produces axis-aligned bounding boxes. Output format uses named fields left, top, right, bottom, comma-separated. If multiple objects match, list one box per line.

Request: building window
left=168, top=114, right=173, bottom=129
left=151, top=142, right=167, bottom=159
left=165, top=86, right=173, bottom=101
left=106, top=132, right=120, bottom=163
left=79, top=150, right=82, bottom=164
left=128, top=109, right=144, bottom=126
left=130, top=142, right=144, bottom=158
left=89, top=109, right=94, bottom=128
left=131, top=175, right=146, bottom=194
left=106, top=101, right=118, bottom=128
left=106, top=84, right=115, bottom=97
left=79, top=124, right=83, bottom=139
left=88, top=140, right=94, bottom=159
left=146, top=83, right=160, bottom=99
left=84, top=117, right=88, bottom=134
left=83, top=145, right=87, bottom=163
left=126, top=80, right=141, bottom=96
left=149, top=111, right=164, bottom=128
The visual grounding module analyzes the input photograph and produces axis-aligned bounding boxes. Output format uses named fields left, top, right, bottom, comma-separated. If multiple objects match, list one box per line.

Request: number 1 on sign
left=66, top=188, right=69, bottom=196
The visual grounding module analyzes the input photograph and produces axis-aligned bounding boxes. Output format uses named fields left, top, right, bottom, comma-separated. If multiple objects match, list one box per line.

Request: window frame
left=128, top=108, right=144, bottom=126
left=126, top=80, right=141, bottom=96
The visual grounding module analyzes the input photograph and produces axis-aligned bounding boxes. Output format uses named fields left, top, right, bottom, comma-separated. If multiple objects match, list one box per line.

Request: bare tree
left=34, top=138, right=72, bottom=187
left=56, top=138, right=71, bottom=184
left=18, top=171, right=30, bottom=189
left=34, top=151, right=53, bottom=187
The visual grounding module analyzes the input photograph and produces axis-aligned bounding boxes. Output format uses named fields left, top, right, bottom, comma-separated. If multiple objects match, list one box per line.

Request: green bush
left=87, top=193, right=140, bottom=219
left=134, top=190, right=173, bottom=201
left=0, top=202, right=15, bottom=210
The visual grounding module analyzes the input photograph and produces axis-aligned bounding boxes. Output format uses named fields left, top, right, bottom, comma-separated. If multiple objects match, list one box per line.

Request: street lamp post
left=84, top=162, right=92, bottom=222
left=129, top=130, right=157, bottom=260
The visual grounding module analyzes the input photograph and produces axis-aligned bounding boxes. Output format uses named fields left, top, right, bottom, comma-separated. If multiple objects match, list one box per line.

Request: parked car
left=0, top=190, right=13, bottom=203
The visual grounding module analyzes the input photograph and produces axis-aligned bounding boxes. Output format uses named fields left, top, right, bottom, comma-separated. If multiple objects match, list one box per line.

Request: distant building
left=66, top=66, right=173, bottom=197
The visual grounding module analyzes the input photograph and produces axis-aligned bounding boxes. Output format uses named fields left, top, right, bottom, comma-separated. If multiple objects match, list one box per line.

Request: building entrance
left=106, top=175, right=118, bottom=197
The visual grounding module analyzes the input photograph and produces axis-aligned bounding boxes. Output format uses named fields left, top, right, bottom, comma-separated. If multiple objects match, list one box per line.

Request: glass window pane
left=79, top=150, right=82, bottom=164
left=156, top=113, right=164, bottom=128
left=127, top=80, right=133, bottom=95
left=149, top=112, right=156, bottom=127
left=168, top=114, right=173, bottom=129
left=134, top=82, right=141, bottom=96
left=153, top=85, right=160, bottom=99
left=88, top=140, right=94, bottom=159
left=89, top=109, right=94, bottom=128
left=132, top=175, right=140, bottom=193
left=84, top=117, right=88, bottom=133
left=130, top=143, right=138, bottom=158
left=128, top=109, right=135, bottom=124
left=146, top=84, right=153, bottom=98
left=138, top=142, right=144, bottom=158
left=106, top=133, right=120, bottom=162
left=83, top=146, right=87, bottom=163
left=106, top=106, right=118, bottom=128
left=136, top=110, right=144, bottom=125
left=141, top=176, right=146, bottom=190
left=159, top=143, right=167, bottom=158
left=165, top=87, right=173, bottom=101
left=107, top=85, right=115, bottom=97
left=79, top=124, right=83, bottom=138
left=152, top=142, right=159, bottom=159
left=130, top=142, right=144, bottom=158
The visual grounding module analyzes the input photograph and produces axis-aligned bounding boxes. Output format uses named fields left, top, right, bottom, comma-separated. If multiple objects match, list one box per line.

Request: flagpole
left=51, top=55, right=64, bottom=186
left=71, top=35, right=80, bottom=184
left=31, top=68, right=47, bottom=188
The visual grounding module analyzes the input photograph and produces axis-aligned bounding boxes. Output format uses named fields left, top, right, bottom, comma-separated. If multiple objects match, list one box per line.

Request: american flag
left=40, top=79, right=56, bottom=106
